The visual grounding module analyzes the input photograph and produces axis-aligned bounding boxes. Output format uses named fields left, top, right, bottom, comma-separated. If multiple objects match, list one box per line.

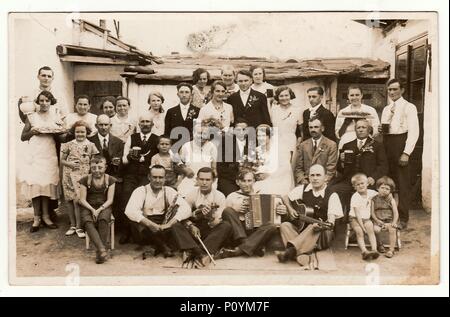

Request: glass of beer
left=381, top=123, right=390, bottom=134
left=131, top=146, right=141, bottom=158
left=344, top=150, right=355, bottom=165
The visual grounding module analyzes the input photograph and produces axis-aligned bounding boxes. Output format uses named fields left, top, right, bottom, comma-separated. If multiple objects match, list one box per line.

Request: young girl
left=21, top=91, right=60, bottom=232
left=371, top=176, right=399, bottom=258
left=147, top=92, right=165, bottom=136
left=349, top=173, right=379, bottom=261
left=78, top=156, right=116, bottom=264
left=64, top=95, right=97, bottom=137
left=191, top=68, right=211, bottom=109
left=110, top=96, right=137, bottom=143
left=150, top=135, right=182, bottom=189
left=61, top=121, right=99, bottom=238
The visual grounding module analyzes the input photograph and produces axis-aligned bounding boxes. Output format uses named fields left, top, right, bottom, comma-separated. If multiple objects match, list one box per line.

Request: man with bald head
left=276, top=164, right=343, bottom=265
left=120, top=113, right=159, bottom=243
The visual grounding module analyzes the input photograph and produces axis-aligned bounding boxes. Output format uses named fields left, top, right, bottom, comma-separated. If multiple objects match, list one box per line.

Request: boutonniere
left=187, top=109, right=197, bottom=120
left=360, top=139, right=375, bottom=153
left=247, top=95, right=259, bottom=108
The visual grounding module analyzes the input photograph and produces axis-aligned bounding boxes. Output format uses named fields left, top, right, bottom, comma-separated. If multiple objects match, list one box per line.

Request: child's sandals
left=65, top=226, right=77, bottom=236
left=385, top=250, right=394, bottom=258
left=75, top=228, right=86, bottom=239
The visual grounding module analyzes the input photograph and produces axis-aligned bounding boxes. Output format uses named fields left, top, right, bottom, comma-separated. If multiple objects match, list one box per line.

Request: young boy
left=150, top=135, right=182, bottom=189
left=78, top=155, right=116, bottom=264
left=349, top=173, right=379, bottom=260
left=372, top=176, right=399, bottom=258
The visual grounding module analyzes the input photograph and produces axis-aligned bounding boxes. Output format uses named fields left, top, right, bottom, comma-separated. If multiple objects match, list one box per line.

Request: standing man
left=294, top=117, right=338, bottom=185
left=227, top=70, right=272, bottom=128
left=18, top=66, right=67, bottom=123
left=120, top=113, right=159, bottom=243
left=164, top=83, right=199, bottom=149
left=125, top=165, right=200, bottom=259
left=221, top=65, right=240, bottom=99
left=88, top=114, right=125, bottom=229
left=302, top=86, right=336, bottom=141
left=183, top=167, right=232, bottom=267
left=333, top=118, right=388, bottom=209
left=276, top=164, right=343, bottom=265
left=380, top=79, right=419, bottom=229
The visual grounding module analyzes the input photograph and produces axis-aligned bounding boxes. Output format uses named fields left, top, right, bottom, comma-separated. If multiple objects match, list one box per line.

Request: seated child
left=78, top=155, right=116, bottom=264
left=349, top=173, right=379, bottom=261
left=150, top=135, right=183, bottom=189
left=371, top=176, right=399, bottom=258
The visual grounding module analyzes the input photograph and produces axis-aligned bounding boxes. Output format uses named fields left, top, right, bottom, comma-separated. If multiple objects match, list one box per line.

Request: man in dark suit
left=88, top=114, right=125, bottom=232
left=332, top=118, right=388, bottom=209
left=227, top=70, right=272, bottom=128
left=216, top=118, right=256, bottom=196
left=120, top=113, right=159, bottom=244
left=302, top=86, right=336, bottom=141
left=294, top=117, right=338, bottom=185
left=164, top=82, right=199, bottom=152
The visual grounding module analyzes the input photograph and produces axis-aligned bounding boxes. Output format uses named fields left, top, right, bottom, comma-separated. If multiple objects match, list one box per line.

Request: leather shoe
left=215, top=248, right=240, bottom=259
left=42, top=220, right=58, bottom=229
left=95, top=250, right=108, bottom=264
left=30, top=225, right=40, bottom=233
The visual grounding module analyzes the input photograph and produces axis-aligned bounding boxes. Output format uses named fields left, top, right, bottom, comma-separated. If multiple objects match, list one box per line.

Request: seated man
left=183, top=167, right=232, bottom=267
left=216, top=169, right=287, bottom=259
left=276, top=164, right=343, bottom=265
left=294, top=117, right=337, bottom=186
left=332, top=118, right=388, bottom=210
left=124, top=165, right=202, bottom=259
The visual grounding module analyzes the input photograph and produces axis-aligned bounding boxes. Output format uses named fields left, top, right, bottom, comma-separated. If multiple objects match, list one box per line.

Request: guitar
left=162, top=194, right=179, bottom=225
left=290, top=200, right=334, bottom=232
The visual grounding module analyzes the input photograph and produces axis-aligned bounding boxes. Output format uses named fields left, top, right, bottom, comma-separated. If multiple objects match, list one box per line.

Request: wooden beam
left=59, top=55, right=139, bottom=65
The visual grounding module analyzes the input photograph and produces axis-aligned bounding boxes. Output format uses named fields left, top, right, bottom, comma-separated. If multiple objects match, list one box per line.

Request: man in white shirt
left=276, top=164, right=343, bottom=265
left=216, top=170, right=287, bottom=259
left=125, top=165, right=197, bottom=258
left=18, top=66, right=68, bottom=123
left=380, top=79, right=420, bottom=229
left=182, top=167, right=232, bottom=267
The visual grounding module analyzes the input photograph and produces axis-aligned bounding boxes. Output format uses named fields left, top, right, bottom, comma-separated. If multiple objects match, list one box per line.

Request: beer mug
left=344, top=150, right=355, bottom=165
left=131, top=146, right=141, bottom=157
left=381, top=123, right=390, bottom=134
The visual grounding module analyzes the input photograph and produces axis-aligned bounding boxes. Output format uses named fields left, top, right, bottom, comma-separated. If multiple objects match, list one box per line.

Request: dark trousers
left=384, top=133, right=411, bottom=223
left=80, top=206, right=112, bottom=251
left=221, top=207, right=278, bottom=256
left=195, top=219, right=232, bottom=255
left=120, top=174, right=150, bottom=235
left=217, top=178, right=240, bottom=198
left=129, top=215, right=197, bottom=251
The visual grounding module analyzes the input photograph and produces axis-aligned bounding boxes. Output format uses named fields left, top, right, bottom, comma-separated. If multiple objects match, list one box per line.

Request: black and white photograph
left=2, top=1, right=448, bottom=296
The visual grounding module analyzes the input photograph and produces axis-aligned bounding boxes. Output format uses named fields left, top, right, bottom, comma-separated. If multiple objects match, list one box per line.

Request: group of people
left=18, top=64, right=419, bottom=267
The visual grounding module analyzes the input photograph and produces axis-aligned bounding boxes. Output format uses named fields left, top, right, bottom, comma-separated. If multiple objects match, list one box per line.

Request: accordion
left=244, top=194, right=281, bottom=230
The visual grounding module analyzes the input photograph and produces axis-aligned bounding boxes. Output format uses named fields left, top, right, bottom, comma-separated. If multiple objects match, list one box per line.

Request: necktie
left=142, top=135, right=147, bottom=143
left=313, top=140, right=317, bottom=153
left=358, top=140, right=364, bottom=150
left=389, top=102, right=396, bottom=123
left=103, top=138, right=108, bottom=150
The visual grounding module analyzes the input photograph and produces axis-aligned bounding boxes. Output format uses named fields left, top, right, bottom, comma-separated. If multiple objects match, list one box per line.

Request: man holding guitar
left=276, top=164, right=344, bottom=265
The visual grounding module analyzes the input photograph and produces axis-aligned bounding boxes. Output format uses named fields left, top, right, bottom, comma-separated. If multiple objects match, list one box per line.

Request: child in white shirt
left=349, top=173, right=379, bottom=261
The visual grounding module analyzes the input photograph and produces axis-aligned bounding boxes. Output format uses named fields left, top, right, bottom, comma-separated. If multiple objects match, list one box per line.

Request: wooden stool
left=344, top=223, right=401, bottom=250
left=85, top=216, right=115, bottom=250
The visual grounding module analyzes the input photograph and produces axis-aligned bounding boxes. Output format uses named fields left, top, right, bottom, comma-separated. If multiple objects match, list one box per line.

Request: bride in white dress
left=253, top=124, right=294, bottom=195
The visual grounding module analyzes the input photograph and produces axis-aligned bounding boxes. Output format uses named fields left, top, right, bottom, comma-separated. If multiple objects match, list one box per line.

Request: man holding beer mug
left=120, top=113, right=159, bottom=243
left=332, top=118, right=388, bottom=211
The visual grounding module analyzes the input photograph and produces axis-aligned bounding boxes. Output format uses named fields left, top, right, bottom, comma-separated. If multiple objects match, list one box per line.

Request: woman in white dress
left=335, top=85, right=380, bottom=150
left=110, top=96, right=137, bottom=143
left=253, top=124, right=294, bottom=195
left=147, top=91, right=166, bottom=136
left=177, top=124, right=218, bottom=197
left=64, top=95, right=97, bottom=137
left=192, top=68, right=211, bottom=109
left=21, top=91, right=60, bottom=232
left=271, top=86, right=302, bottom=163
left=198, top=80, right=234, bottom=131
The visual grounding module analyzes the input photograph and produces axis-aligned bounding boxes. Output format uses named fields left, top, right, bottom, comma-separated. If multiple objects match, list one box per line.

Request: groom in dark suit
left=164, top=82, right=199, bottom=152
left=302, top=86, right=336, bottom=141
left=216, top=118, right=256, bottom=196
left=227, top=70, right=272, bottom=129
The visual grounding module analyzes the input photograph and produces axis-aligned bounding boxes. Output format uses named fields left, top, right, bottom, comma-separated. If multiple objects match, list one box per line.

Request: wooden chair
left=344, top=222, right=401, bottom=250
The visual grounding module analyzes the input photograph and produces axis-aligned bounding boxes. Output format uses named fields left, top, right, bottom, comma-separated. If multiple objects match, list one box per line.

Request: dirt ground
left=12, top=207, right=437, bottom=286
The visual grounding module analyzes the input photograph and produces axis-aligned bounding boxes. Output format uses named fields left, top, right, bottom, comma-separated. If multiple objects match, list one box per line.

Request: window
left=74, top=81, right=123, bottom=115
